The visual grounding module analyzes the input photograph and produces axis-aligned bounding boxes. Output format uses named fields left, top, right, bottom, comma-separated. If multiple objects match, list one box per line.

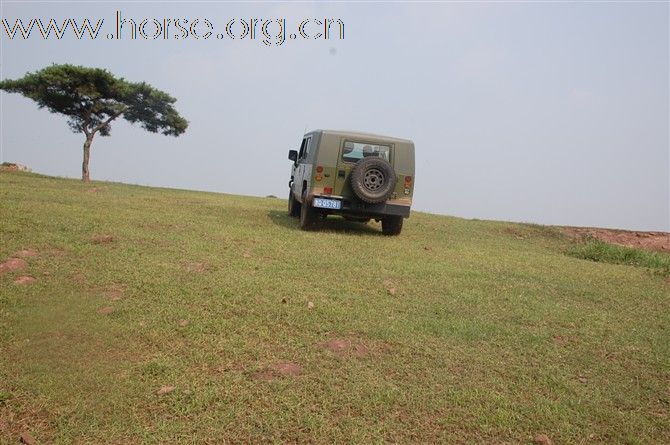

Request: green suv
left=287, top=130, right=415, bottom=235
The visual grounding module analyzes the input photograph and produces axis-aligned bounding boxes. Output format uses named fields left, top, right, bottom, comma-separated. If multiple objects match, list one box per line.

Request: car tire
left=350, top=157, right=397, bottom=204
left=381, top=215, right=403, bottom=236
left=299, top=192, right=320, bottom=231
left=288, top=189, right=301, bottom=218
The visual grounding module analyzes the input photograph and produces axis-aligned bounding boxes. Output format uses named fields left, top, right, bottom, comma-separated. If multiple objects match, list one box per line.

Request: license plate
left=313, top=197, right=341, bottom=210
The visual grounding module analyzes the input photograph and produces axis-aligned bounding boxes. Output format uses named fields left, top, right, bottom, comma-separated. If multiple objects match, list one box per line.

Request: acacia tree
left=0, top=64, right=188, bottom=181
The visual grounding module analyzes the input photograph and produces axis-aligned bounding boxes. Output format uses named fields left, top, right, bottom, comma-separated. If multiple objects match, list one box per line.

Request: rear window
left=342, top=141, right=391, bottom=163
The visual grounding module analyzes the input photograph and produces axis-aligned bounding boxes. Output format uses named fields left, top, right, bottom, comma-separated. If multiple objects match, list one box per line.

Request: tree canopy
left=0, top=64, right=188, bottom=181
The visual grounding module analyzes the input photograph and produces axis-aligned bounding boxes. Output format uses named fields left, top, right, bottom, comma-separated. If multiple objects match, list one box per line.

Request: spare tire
left=350, top=157, right=396, bottom=204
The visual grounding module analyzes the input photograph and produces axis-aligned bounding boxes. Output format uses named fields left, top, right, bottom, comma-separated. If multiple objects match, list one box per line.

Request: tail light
left=324, top=187, right=333, bottom=194
left=316, top=166, right=324, bottom=173
left=404, top=176, right=412, bottom=184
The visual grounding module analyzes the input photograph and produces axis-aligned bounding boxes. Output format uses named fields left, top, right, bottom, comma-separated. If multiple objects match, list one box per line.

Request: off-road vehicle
left=287, top=129, right=415, bottom=235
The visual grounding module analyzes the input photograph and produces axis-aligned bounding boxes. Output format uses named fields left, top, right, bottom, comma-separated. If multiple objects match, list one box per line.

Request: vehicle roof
left=308, top=129, right=413, bottom=144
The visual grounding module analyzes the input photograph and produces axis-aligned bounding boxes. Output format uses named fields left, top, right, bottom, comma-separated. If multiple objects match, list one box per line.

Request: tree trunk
left=82, top=134, right=94, bottom=182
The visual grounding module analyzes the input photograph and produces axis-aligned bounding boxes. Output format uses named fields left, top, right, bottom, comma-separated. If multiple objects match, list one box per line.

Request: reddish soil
left=0, top=258, right=28, bottom=275
left=552, top=335, right=578, bottom=346
left=563, top=227, right=669, bottom=253
left=102, top=286, right=124, bottom=301
left=19, top=432, right=37, bottom=444
left=251, top=370, right=276, bottom=381
left=91, top=234, right=115, bottom=244
left=0, top=400, right=54, bottom=445
left=14, top=276, right=36, bottom=285
left=13, top=249, right=38, bottom=258
left=319, top=338, right=370, bottom=358
left=183, top=262, right=206, bottom=273
left=504, top=227, right=526, bottom=240
left=156, top=386, right=176, bottom=395
left=71, top=273, right=86, bottom=284
left=251, top=362, right=303, bottom=381
left=383, top=279, right=397, bottom=295
left=271, top=362, right=303, bottom=377
left=533, top=434, right=554, bottom=445
left=0, top=163, right=28, bottom=172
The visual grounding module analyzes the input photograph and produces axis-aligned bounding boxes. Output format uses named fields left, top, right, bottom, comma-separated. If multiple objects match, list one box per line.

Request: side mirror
left=288, top=150, right=298, bottom=162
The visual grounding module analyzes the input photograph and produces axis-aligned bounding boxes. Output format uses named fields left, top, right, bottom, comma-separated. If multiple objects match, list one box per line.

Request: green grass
left=1, top=171, right=668, bottom=444
left=567, top=238, right=670, bottom=276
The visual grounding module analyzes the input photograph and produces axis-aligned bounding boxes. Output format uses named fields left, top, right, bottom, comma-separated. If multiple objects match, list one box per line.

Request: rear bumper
left=310, top=194, right=410, bottom=218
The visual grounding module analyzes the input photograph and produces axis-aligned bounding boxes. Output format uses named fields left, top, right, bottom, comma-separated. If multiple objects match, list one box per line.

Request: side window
left=301, top=137, right=312, bottom=160
left=298, top=138, right=307, bottom=160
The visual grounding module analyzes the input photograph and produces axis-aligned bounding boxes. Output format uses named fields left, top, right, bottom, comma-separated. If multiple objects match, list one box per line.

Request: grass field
left=1, top=171, right=668, bottom=444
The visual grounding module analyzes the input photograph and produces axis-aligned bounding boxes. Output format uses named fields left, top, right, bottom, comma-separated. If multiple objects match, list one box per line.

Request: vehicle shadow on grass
left=267, top=210, right=384, bottom=236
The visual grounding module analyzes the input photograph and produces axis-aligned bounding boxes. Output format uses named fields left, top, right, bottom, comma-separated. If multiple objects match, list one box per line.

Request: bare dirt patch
left=71, top=273, right=86, bottom=284
left=319, top=337, right=370, bottom=358
left=156, top=386, right=176, bottom=395
left=104, top=291, right=122, bottom=301
left=13, top=249, right=38, bottom=258
left=383, top=279, right=398, bottom=295
left=97, top=306, right=114, bottom=315
left=504, top=227, right=526, bottom=240
left=563, top=227, right=669, bottom=253
left=101, top=285, right=124, bottom=301
left=14, top=276, right=36, bottom=285
left=533, top=434, right=554, bottom=445
left=251, top=370, right=276, bottom=381
left=91, top=234, right=115, bottom=244
left=0, top=258, right=28, bottom=275
left=19, top=432, right=37, bottom=444
left=251, top=362, right=303, bottom=381
left=552, top=335, right=577, bottom=346
left=272, top=362, right=302, bottom=377
left=0, top=163, right=30, bottom=172
left=0, top=399, right=55, bottom=444
left=183, top=262, right=206, bottom=273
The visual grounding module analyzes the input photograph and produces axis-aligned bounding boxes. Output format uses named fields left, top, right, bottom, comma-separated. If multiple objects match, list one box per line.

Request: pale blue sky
left=1, top=1, right=668, bottom=231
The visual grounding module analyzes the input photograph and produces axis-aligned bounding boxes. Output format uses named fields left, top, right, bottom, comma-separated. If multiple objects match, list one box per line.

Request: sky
left=1, top=1, right=668, bottom=231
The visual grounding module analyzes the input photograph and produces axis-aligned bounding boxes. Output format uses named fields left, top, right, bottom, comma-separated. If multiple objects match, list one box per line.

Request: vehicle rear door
left=333, top=139, right=394, bottom=198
